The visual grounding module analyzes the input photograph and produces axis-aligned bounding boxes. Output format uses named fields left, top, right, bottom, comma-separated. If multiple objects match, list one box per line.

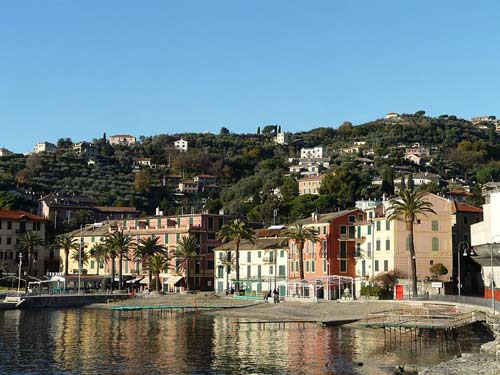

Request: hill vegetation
left=0, top=112, right=498, bottom=226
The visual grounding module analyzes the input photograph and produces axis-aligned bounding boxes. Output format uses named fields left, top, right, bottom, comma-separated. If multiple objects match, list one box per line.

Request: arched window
left=432, top=237, right=439, bottom=251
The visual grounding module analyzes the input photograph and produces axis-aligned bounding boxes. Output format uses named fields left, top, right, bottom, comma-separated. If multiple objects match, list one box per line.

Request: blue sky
left=1, top=1, right=500, bottom=153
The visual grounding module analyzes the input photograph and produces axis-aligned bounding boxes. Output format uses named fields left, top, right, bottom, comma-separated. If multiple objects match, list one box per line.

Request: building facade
left=300, top=146, right=325, bottom=159
left=298, top=175, right=323, bottom=195
left=213, top=238, right=289, bottom=296
left=109, top=135, right=136, bottom=146
left=33, top=142, right=56, bottom=154
left=0, top=209, right=51, bottom=276
left=174, top=138, right=188, bottom=152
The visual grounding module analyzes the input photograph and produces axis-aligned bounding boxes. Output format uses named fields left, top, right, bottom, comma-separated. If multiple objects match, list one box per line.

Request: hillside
left=0, top=112, right=499, bottom=227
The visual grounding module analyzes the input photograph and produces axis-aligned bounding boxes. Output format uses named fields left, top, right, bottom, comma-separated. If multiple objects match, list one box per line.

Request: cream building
left=213, top=238, right=288, bottom=296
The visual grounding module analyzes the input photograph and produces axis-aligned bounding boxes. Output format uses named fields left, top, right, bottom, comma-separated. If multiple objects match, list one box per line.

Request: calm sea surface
left=0, top=308, right=492, bottom=374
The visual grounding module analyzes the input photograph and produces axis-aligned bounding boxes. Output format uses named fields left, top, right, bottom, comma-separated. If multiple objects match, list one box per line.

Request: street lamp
left=490, top=235, right=500, bottom=315
left=457, top=241, right=469, bottom=298
left=17, top=253, right=23, bottom=294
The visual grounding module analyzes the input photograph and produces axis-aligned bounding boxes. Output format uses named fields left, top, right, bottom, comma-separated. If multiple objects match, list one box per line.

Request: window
left=367, top=225, right=372, bottom=235
left=340, top=260, right=347, bottom=273
left=385, top=221, right=390, bottom=231
left=91, top=236, right=95, bottom=243
left=322, top=240, right=327, bottom=257
left=384, top=260, right=388, bottom=272
left=340, top=226, right=347, bottom=235
left=369, top=212, right=373, bottom=219
left=340, top=242, right=347, bottom=258
left=356, top=243, right=361, bottom=257
left=176, top=233, right=180, bottom=241
left=290, top=262, right=294, bottom=272
left=208, top=232, right=216, bottom=240
left=7, top=238, right=11, bottom=245
left=375, top=260, right=379, bottom=272
left=258, top=265, right=262, bottom=278
left=463, top=216, right=469, bottom=225
left=258, top=251, right=262, bottom=258
left=218, top=266, right=224, bottom=278
left=90, top=260, right=95, bottom=269
left=463, top=234, right=469, bottom=242
left=385, top=239, right=390, bottom=251
left=376, top=240, right=381, bottom=251
left=269, top=250, right=274, bottom=263
left=207, top=260, right=214, bottom=270
left=432, top=237, right=439, bottom=251
left=432, top=220, right=439, bottom=231
left=208, top=217, right=214, bottom=230
left=357, top=226, right=361, bottom=238
left=311, top=260, right=315, bottom=273
left=376, top=221, right=381, bottom=231
left=430, top=260, right=434, bottom=266
left=7, top=221, right=12, bottom=230
left=323, top=226, right=327, bottom=235
left=361, top=260, right=366, bottom=276
left=349, top=226, right=355, bottom=239
left=218, top=217, right=224, bottom=230
left=367, top=242, right=372, bottom=257
left=280, top=250, right=285, bottom=258
left=247, top=265, right=251, bottom=278
left=0, top=221, right=2, bottom=229
left=323, top=260, right=327, bottom=273
left=348, top=215, right=355, bottom=223
left=306, top=261, right=310, bottom=272
left=164, top=234, right=169, bottom=244
left=279, top=266, right=286, bottom=277
left=269, top=265, right=274, bottom=275
left=247, top=252, right=251, bottom=263
left=295, top=261, right=299, bottom=272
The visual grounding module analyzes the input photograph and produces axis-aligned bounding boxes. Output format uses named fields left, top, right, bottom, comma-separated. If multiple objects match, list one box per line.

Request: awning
left=126, top=276, right=145, bottom=284
left=164, top=276, right=183, bottom=285
left=49, top=276, right=66, bottom=283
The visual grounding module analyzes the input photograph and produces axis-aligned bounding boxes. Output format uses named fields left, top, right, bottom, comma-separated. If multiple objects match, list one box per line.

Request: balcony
left=338, top=234, right=356, bottom=241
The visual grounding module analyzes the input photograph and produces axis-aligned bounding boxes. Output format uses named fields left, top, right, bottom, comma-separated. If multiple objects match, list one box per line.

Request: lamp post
left=78, top=224, right=83, bottom=294
left=457, top=241, right=469, bottom=298
left=490, top=235, right=500, bottom=315
left=17, top=253, right=23, bottom=294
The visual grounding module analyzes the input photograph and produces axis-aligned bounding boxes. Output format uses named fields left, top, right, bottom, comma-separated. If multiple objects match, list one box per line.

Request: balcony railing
left=339, top=234, right=356, bottom=241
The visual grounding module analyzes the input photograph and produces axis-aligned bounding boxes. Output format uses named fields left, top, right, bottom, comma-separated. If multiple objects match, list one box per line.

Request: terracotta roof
left=214, top=238, right=286, bottom=251
left=452, top=201, right=483, bottom=213
left=448, top=190, right=472, bottom=196
left=255, top=228, right=282, bottom=238
left=294, top=209, right=359, bottom=225
left=0, top=208, right=46, bottom=222
left=196, top=174, right=215, bottom=178
left=110, top=134, right=135, bottom=138
left=95, top=206, right=139, bottom=213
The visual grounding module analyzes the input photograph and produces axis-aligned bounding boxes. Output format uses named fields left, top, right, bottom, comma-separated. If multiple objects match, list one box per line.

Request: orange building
left=288, top=210, right=365, bottom=298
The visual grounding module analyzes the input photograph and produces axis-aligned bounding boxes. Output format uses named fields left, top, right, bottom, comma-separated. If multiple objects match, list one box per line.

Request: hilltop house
left=109, top=135, right=136, bottom=146
left=300, top=146, right=325, bottom=159
left=0, top=148, right=13, bottom=157
left=273, top=132, right=292, bottom=145
left=298, top=175, right=324, bottom=195
left=73, top=141, right=95, bottom=158
left=174, top=138, right=188, bottom=152
left=33, top=142, right=56, bottom=154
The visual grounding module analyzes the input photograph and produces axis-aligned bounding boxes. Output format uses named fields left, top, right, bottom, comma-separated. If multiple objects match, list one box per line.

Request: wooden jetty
left=362, top=303, right=483, bottom=348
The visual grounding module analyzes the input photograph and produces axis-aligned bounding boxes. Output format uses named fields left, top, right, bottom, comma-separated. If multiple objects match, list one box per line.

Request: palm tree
left=90, top=243, right=109, bottom=276
left=387, top=190, right=436, bottom=297
left=219, top=251, right=235, bottom=294
left=174, top=235, right=200, bottom=291
left=145, top=253, right=170, bottom=292
left=52, top=234, right=79, bottom=276
left=280, top=224, right=319, bottom=280
left=106, top=231, right=135, bottom=291
left=17, top=231, right=44, bottom=277
left=217, top=219, right=255, bottom=293
left=71, top=246, right=89, bottom=272
left=135, top=236, right=166, bottom=288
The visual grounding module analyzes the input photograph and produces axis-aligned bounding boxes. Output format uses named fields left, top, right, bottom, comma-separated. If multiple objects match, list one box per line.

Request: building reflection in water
left=0, top=309, right=489, bottom=375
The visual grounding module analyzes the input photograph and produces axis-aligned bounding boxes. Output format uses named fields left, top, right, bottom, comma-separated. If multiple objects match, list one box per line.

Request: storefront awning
left=126, top=276, right=145, bottom=284
left=165, top=276, right=183, bottom=285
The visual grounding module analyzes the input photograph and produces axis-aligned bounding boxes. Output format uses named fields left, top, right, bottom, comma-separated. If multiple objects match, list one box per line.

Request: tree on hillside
left=280, top=224, right=319, bottom=281
left=134, top=170, right=151, bottom=194
left=217, top=219, right=255, bottom=293
left=387, top=190, right=436, bottom=297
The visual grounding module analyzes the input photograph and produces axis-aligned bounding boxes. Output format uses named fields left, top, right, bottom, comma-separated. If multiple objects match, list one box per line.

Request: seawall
left=16, top=294, right=129, bottom=309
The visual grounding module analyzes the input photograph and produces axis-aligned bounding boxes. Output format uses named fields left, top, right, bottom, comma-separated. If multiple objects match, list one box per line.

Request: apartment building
left=300, top=146, right=325, bottom=159
left=117, top=213, right=231, bottom=291
left=0, top=209, right=51, bottom=276
left=288, top=210, right=364, bottom=299
left=213, top=237, right=288, bottom=296
left=298, top=175, right=323, bottom=195
left=33, top=142, right=56, bottom=154
left=174, top=138, right=188, bottom=152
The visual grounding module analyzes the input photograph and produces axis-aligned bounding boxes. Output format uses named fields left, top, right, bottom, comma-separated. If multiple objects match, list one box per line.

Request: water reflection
left=0, top=309, right=491, bottom=374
